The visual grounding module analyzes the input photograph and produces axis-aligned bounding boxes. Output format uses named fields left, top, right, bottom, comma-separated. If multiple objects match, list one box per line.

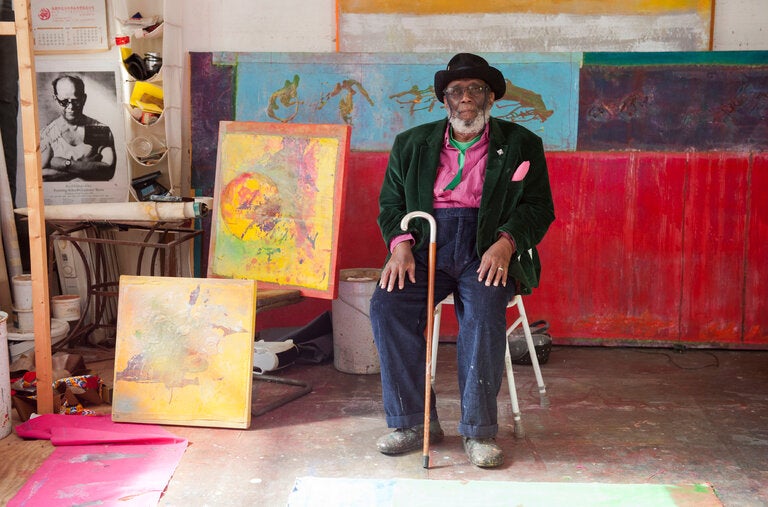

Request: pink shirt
left=390, top=124, right=516, bottom=252
left=433, top=125, right=490, bottom=208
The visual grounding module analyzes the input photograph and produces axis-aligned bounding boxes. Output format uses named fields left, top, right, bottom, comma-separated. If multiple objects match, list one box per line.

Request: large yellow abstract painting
left=112, top=276, right=256, bottom=429
left=208, top=122, right=350, bottom=299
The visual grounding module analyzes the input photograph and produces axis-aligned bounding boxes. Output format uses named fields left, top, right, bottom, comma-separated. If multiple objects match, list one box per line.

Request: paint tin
left=11, top=274, right=32, bottom=310
left=52, top=294, right=82, bottom=321
left=332, top=268, right=381, bottom=374
left=144, top=52, right=162, bottom=74
left=12, top=306, right=34, bottom=333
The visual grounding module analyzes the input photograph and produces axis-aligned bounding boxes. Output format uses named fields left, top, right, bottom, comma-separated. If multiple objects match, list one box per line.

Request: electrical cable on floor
left=633, top=347, right=720, bottom=370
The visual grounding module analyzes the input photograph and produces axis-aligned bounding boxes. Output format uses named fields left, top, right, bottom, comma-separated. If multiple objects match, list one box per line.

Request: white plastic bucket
left=7, top=318, right=70, bottom=363
left=1, top=311, right=12, bottom=439
left=52, top=294, right=82, bottom=321
left=332, top=268, right=381, bottom=374
left=12, top=306, right=33, bottom=332
left=11, top=274, right=32, bottom=310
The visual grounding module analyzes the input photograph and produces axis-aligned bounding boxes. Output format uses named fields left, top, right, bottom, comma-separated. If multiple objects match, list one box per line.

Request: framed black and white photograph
left=33, top=59, right=129, bottom=205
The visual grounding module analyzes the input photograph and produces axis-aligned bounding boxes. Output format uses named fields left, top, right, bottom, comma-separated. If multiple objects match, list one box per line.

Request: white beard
left=447, top=104, right=492, bottom=137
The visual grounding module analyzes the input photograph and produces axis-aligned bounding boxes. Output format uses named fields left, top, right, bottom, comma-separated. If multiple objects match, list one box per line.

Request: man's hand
left=379, top=241, right=416, bottom=291
left=477, top=237, right=514, bottom=287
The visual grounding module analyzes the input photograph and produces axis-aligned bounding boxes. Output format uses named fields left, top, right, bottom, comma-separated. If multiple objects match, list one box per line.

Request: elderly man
left=369, top=53, right=555, bottom=468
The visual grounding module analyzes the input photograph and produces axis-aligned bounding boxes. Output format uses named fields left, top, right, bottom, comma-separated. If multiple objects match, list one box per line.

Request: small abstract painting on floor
left=112, top=275, right=256, bottom=429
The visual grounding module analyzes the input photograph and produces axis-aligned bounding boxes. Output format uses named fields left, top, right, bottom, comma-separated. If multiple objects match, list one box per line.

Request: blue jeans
left=370, top=208, right=515, bottom=439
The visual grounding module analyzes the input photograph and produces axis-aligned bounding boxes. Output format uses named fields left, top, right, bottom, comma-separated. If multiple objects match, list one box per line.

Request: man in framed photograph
left=40, top=74, right=116, bottom=182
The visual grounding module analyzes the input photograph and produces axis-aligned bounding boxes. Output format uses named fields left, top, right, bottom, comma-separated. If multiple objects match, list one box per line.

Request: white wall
left=713, top=0, right=768, bottom=49
left=177, top=0, right=336, bottom=195
left=179, top=0, right=767, bottom=53
left=181, top=0, right=336, bottom=52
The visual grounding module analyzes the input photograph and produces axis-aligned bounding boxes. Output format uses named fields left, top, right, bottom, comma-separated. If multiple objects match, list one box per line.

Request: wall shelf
left=115, top=0, right=181, bottom=201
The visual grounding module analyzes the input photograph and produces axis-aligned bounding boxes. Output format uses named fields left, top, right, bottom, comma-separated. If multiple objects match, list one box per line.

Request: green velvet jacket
left=377, top=117, right=555, bottom=294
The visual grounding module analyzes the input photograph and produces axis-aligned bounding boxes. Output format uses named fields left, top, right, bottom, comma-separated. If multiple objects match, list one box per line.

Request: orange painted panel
left=339, top=0, right=708, bottom=16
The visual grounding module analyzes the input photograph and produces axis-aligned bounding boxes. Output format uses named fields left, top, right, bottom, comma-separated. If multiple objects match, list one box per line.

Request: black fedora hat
left=434, top=53, right=506, bottom=103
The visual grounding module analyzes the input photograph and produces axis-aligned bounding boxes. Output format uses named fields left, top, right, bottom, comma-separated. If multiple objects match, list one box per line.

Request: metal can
left=144, top=52, right=163, bottom=75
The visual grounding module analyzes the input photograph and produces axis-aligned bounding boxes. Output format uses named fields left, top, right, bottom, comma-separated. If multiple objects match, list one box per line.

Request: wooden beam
left=13, top=0, right=54, bottom=414
left=709, top=0, right=717, bottom=51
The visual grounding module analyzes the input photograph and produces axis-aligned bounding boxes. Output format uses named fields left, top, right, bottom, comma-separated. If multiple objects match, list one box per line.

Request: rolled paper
left=15, top=201, right=208, bottom=221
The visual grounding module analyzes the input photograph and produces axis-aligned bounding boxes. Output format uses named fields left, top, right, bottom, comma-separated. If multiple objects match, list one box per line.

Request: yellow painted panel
left=112, top=276, right=257, bottom=429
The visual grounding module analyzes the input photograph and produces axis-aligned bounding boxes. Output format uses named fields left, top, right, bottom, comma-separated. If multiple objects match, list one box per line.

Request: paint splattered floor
left=2, top=344, right=767, bottom=506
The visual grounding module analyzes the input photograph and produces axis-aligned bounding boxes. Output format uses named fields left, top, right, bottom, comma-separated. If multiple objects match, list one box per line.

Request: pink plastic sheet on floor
left=10, top=414, right=187, bottom=506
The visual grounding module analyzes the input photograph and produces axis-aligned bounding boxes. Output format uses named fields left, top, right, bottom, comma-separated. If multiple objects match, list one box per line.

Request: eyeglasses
left=55, top=97, right=83, bottom=108
left=443, top=85, right=489, bottom=100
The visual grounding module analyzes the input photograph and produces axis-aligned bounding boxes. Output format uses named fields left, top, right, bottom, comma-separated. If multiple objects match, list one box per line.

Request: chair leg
left=514, top=295, right=550, bottom=408
left=432, top=294, right=548, bottom=441
left=504, top=339, right=525, bottom=438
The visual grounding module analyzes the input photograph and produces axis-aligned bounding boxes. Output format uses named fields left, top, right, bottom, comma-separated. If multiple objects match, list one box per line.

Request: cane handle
left=401, top=211, right=436, bottom=243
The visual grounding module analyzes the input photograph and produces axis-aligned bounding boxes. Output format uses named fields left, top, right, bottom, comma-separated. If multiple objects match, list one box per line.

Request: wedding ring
left=497, top=267, right=504, bottom=271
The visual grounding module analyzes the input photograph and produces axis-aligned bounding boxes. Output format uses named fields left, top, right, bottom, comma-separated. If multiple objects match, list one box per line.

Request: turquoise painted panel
left=227, top=52, right=581, bottom=151
left=584, top=51, right=768, bottom=66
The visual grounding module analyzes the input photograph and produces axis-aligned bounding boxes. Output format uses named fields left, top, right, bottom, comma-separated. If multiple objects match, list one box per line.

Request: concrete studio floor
left=2, top=344, right=767, bottom=506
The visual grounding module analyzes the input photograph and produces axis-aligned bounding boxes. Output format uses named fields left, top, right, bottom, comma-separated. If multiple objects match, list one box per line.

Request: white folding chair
left=431, top=294, right=549, bottom=438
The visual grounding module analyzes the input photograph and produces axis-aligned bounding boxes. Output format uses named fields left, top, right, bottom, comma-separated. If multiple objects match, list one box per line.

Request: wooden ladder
left=1, top=0, right=55, bottom=413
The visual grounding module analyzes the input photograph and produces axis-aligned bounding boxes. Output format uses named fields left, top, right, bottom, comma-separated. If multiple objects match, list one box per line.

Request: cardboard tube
left=15, top=201, right=208, bottom=221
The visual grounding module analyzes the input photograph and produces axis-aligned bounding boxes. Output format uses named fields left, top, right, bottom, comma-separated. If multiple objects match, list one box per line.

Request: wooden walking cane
left=400, top=211, right=437, bottom=469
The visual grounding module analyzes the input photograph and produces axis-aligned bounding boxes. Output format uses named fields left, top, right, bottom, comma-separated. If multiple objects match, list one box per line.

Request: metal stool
left=431, top=294, right=549, bottom=437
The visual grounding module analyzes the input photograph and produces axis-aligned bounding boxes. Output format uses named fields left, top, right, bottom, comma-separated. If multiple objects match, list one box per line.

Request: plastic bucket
left=52, top=294, right=82, bottom=321
left=332, top=268, right=381, bottom=374
left=11, top=274, right=32, bottom=310
left=1, top=311, right=11, bottom=439
left=7, top=318, right=70, bottom=363
left=12, top=306, right=34, bottom=332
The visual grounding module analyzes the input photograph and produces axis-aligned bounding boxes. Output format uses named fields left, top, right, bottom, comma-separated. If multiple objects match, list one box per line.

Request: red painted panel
left=744, top=154, right=768, bottom=344
left=529, top=153, right=686, bottom=343
left=256, top=149, right=767, bottom=349
left=679, top=154, right=748, bottom=344
left=336, top=152, right=389, bottom=271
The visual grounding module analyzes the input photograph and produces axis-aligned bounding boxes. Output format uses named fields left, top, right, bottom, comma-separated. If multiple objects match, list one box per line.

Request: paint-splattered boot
left=463, top=437, right=504, bottom=468
left=376, top=421, right=444, bottom=455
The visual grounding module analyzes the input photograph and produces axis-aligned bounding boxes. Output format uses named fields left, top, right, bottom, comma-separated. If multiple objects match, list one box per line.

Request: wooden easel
left=1, top=0, right=55, bottom=413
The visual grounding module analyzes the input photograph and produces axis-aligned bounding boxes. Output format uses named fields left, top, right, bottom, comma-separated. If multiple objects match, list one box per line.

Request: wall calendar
left=31, top=0, right=108, bottom=53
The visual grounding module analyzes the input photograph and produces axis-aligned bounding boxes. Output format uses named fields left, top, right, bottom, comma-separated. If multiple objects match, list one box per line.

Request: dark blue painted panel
left=578, top=64, right=768, bottom=151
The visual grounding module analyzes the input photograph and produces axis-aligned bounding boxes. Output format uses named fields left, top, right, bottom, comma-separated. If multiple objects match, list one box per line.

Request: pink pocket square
left=511, top=161, right=530, bottom=181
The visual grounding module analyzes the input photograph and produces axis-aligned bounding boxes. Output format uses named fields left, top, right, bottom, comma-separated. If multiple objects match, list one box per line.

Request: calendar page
left=31, top=0, right=108, bottom=52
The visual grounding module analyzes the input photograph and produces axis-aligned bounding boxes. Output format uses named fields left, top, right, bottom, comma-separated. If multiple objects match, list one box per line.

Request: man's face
left=444, top=78, right=494, bottom=135
left=54, top=79, right=85, bottom=123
